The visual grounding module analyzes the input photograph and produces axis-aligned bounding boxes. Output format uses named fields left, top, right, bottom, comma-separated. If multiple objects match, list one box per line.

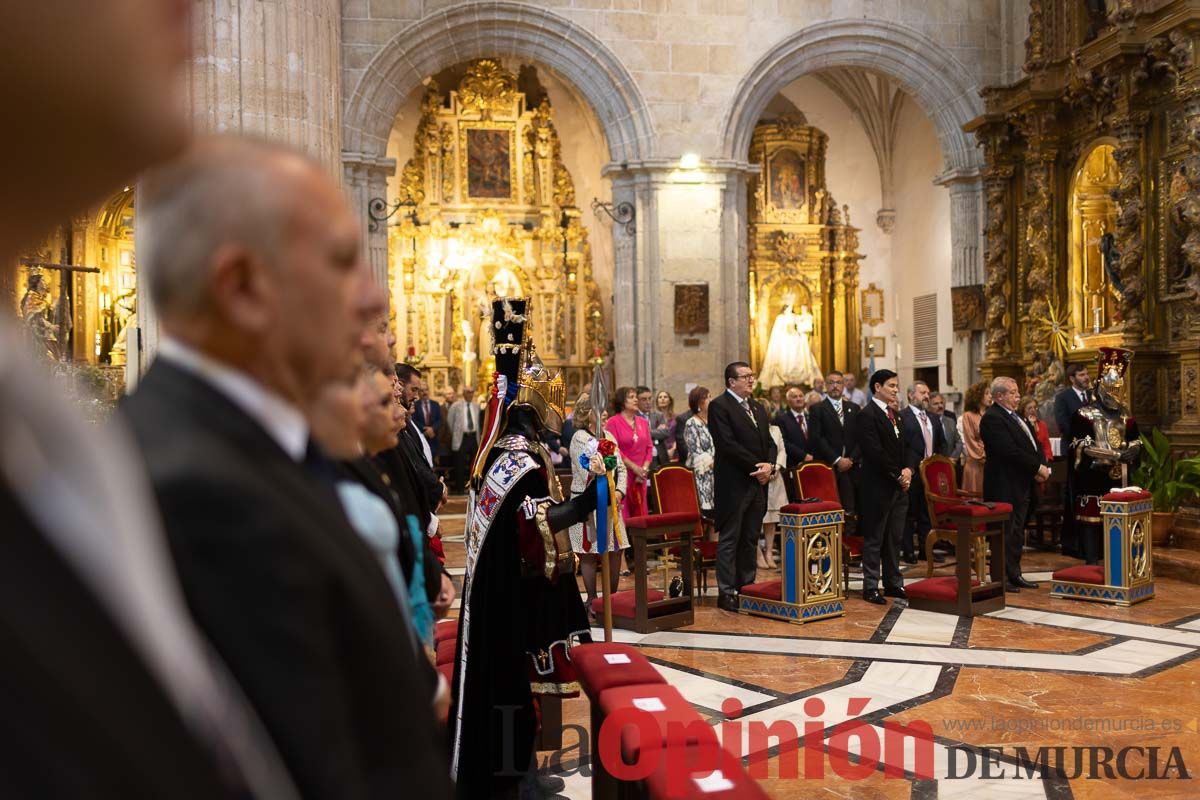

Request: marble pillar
left=936, top=170, right=984, bottom=392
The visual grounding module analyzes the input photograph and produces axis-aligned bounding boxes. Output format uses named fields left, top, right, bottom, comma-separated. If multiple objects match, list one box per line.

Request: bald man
left=123, top=138, right=452, bottom=799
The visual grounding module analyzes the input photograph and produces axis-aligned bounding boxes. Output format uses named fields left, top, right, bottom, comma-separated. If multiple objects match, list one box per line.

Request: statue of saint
left=759, top=302, right=822, bottom=388
left=20, top=269, right=61, bottom=360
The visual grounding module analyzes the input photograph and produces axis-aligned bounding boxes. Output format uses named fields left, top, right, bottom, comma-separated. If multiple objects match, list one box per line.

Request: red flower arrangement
left=597, top=439, right=616, bottom=456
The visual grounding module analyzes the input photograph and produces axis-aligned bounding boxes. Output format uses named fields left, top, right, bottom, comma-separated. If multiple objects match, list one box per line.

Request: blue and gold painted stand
left=1050, top=490, right=1155, bottom=606
left=738, top=501, right=845, bottom=624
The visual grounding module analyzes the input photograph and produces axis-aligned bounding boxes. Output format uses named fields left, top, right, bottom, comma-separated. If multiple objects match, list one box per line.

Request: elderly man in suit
left=448, top=386, right=482, bottom=491
left=708, top=362, right=778, bottom=612
left=775, top=385, right=815, bottom=469
left=124, top=138, right=452, bottom=799
left=854, top=369, right=912, bottom=604
left=1054, top=363, right=1092, bottom=558
left=930, top=392, right=962, bottom=463
left=411, top=383, right=442, bottom=451
left=807, top=370, right=860, bottom=513
left=982, top=376, right=1050, bottom=592
left=0, top=5, right=299, bottom=797
left=899, top=381, right=947, bottom=564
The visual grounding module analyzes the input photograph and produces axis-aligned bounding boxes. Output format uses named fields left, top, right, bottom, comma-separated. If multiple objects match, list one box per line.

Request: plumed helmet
left=1095, top=346, right=1133, bottom=411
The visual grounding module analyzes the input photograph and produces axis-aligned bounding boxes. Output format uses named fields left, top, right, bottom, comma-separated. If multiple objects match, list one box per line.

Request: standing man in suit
left=981, top=377, right=1049, bottom=592
left=448, top=386, right=481, bottom=492
left=854, top=370, right=912, bottom=604
left=412, top=383, right=442, bottom=453
left=930, top=392, right=962, bottom=464
left=776, top=386, right=815, bottom=469
left=126, top=138, right=452, bottom=799
left=708, top=362, right=778, bottom=611
left=807, top=370, right=860, bottom=513
left=0, top=6, right=298, bottom=797
left=1054, top=363, right=1092, bottom=558
left=900, top=381, right=947, bottom=563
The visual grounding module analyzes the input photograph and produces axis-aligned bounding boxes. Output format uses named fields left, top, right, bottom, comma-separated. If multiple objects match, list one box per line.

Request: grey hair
left=139, top=136, right=316, bottom=318
left=804, top=390, right=823, bottom=407
left=906, top=381, right=928, bottom=399
left=990, top=376, right=1017, bottom=399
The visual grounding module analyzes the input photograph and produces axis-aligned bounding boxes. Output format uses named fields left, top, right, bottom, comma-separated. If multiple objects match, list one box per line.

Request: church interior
left=9, top=1, right=1200, bottom=797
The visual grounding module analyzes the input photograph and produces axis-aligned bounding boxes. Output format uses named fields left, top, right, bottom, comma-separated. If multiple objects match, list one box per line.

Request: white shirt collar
left=872, top=396, right=890, bottom=413
left=157, top=338, right=309, bottom=462
left=726, top=388, right=748, bottom=404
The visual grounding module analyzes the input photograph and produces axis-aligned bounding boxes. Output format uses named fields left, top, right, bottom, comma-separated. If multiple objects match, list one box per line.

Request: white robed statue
left=759, top=303, right=822, bottom=388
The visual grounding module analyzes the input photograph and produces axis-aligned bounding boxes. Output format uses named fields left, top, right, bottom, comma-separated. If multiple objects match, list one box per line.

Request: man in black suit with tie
left=981, top=377, right=1050, bottom=592
left=412, top=383, right=443, bottom=451
left=708, top=362, right=778, bottom=611
left=1054, top=363, right=1092, bottom=557
left=854, top=370, right=912, bottom=604
left=125, top=138, right=452, bottom=799
left=807, top=370, right=860, bottom=513
left=899, top=381, right=947, bottom=564
left=776, top=386, right=815, bottom=469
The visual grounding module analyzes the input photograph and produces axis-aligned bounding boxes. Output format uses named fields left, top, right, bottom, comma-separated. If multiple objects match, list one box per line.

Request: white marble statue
left=759, top=303, right=822, bottom=388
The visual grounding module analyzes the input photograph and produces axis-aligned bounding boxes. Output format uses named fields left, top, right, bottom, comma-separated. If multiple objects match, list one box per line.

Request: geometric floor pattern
left=438, top=499, right=1200, bottom=798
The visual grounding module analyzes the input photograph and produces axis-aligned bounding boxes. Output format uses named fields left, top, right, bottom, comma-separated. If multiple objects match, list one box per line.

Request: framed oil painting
left=465, top=127, right=514, bottom=200
left=767, top=148, right=806, bottom=210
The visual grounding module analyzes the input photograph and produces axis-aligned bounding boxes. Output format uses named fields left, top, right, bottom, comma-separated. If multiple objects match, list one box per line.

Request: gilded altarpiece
left=747, top=117, right=863, bottom=385
left=389, top=60, right=607, bottom=397
left=970, top=0, right=1200, bottom=450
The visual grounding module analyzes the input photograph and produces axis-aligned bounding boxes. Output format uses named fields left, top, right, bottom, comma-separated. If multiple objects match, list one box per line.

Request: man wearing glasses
left=707, top=362, right=778, bottom=611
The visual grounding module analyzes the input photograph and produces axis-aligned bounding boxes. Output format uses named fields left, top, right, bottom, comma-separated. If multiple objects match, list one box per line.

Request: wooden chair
left=650, top=465, right=717, bottom=597
left=793, top=463, right=861, bottom=593
left=920, top=455, right=988, bottom=580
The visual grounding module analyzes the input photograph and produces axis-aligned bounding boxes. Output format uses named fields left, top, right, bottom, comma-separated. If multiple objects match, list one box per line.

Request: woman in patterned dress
left=683, top=386, right=714, bottom=517
left=605, top=386, right=653, bottom=520
left=568, top=392, right=628, bottom=608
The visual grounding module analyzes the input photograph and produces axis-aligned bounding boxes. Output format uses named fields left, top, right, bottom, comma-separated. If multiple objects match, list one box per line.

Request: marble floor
left=438, top=497, right=1200, bottom=798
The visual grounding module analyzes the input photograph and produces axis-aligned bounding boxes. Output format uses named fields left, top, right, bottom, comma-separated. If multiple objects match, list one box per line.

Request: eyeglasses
left=734, top=372, right=755, bottom=381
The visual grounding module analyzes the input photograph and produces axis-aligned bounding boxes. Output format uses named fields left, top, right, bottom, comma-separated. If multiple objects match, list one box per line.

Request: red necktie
left=799, top=413, right=808, bottom=439
left=886, top=407, right=897, bottom=425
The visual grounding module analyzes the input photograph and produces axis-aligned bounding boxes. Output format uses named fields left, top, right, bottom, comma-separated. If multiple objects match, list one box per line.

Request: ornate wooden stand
left=738, top=501, right=845, bottom=624
left=1051, top=489, right=1155, bottom=606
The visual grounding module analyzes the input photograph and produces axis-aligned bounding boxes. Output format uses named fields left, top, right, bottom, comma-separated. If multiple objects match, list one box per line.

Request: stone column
left=342, top=152, right=396, bottom=297
left=606, top=175, right=639, bottom=386
left=718, top=169, right=752, bottom=370
left=936, top=170, right=984, bottom=391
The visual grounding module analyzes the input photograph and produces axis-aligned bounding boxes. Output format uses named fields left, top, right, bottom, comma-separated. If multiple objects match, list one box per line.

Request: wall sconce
left=679, top=152, right=701, bottom=170
left=670, top=152, right=704, bottom=183
left=591, top=197, right=635, bottom=235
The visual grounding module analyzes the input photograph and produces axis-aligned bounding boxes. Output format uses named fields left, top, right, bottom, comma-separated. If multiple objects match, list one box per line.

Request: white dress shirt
left=158, top=337, right=308, bottom=461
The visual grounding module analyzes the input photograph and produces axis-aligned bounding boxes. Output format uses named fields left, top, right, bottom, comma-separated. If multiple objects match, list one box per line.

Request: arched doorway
left=1069, top=141, right=1121, bottom=339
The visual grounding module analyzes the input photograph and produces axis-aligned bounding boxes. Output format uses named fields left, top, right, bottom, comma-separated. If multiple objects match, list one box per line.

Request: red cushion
left=434, top=619, right=459, bottom=645
left=1102, top=489, right=1152, bottom=502
left=795, top=463, right=840, bottom=504
left=844, top=535, right=864, bottom=557
left=696, top=540, right=718, bottom=559
left=1053, top=564, right=1105, bottom=583
left=571, top=643, right=665, bottom=697
left=592, top=589, right=666, bottom=618
left=923, top=461, right=957, bottom=499
left=626, top=511, right=702, bottom=530
left=435, top=637, right=456, bottom=666
left=938, top=502, right=1013, bottom=517
left=740, top=581, right=782, bottom=601
left=905, top=576, right=981, bottom=602
left=644, top=743, right=770, bottom=799
left=780, top=500, right=843, bottom=515
left=597, top=683, right=717, bottom=758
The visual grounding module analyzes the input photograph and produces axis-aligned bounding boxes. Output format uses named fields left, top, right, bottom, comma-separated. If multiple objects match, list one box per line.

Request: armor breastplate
left=1079, top=405, right=1128, bottom=450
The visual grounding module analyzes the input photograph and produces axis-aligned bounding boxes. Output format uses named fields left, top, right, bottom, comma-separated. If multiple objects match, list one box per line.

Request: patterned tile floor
left=438, top=496, right=1200, bottom=798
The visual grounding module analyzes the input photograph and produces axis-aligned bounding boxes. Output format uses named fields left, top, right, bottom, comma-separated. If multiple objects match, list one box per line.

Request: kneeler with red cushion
left=1050, top=489, right=1155, bottom=606
left=738, top=501, right=845, bottom=625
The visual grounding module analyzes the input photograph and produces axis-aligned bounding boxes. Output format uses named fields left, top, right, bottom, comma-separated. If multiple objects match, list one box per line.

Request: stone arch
left=720, top=19, right=984, bottom=175
left=342, top=1, right=654, bottom=165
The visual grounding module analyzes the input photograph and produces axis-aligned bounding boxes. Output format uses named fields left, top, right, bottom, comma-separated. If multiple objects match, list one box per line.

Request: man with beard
left=450, top=298, right=597, bottom=799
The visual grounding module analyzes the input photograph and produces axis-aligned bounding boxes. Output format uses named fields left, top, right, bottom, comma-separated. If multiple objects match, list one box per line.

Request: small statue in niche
left=1084, top=0, right=1114, bottom=42
left=20, top=269, right=62, bottom=360
left=1100, top=231, right=1123, bottom=295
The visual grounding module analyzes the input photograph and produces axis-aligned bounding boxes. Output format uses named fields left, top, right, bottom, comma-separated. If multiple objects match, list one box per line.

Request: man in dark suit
left=1054, top=363, right=1092, bottom=557
left=0, top=7, right=298, bottom=798
left=776, top=385, right=816, bottom=469
left=125, top=139, right=452, bottom=799
left=412, top=384, right=442, bottom=451
left=708, top=362, right=778, bottom=611
left=981, top=376, right=1050, bottom=592
left=807, top=370, right=860, bottom=513
left=396, top=363, right=447, bottom=513
left=899, top=381, right=947, bottom=564
left=853, top=370, right=912, bottom=604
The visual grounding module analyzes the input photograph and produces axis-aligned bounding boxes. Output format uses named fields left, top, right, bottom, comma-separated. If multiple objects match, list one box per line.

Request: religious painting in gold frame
left=462, top=124, right=517, bottom=201
left=767, top=148, right=807, bottom=210
left=864, top=336, right=886, bottom=357
left=861, top=283, right=884, bottom=326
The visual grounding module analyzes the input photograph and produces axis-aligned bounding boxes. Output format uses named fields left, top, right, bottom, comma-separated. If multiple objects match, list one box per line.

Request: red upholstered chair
left=597, top=683, right=717, bottom=762
left=435, top=636, right=455, bottom=666
left=793, top=463, right=860, bottom=593
left=651, top=465, right=717, bottom=597
left=920, top=455, right=989, bottom=580
left=644, top=743, right=770, bottom=799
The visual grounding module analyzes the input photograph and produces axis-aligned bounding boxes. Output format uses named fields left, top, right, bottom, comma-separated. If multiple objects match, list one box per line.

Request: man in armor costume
left=1068, top=347, right=1143, bottom=564
left=450, top=298, right=597, bottom=799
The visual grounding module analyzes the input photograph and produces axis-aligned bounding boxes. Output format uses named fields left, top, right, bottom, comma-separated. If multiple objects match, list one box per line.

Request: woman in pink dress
left=605, top=386, right=654, bottom=519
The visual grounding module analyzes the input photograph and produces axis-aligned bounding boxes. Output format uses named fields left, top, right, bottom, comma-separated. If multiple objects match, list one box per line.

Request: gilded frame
left=459, top=122, right=518, bottom=202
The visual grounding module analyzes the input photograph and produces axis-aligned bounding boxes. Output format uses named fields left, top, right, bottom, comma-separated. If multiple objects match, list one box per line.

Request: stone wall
left=342, top=0, right=1008, bottom=160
